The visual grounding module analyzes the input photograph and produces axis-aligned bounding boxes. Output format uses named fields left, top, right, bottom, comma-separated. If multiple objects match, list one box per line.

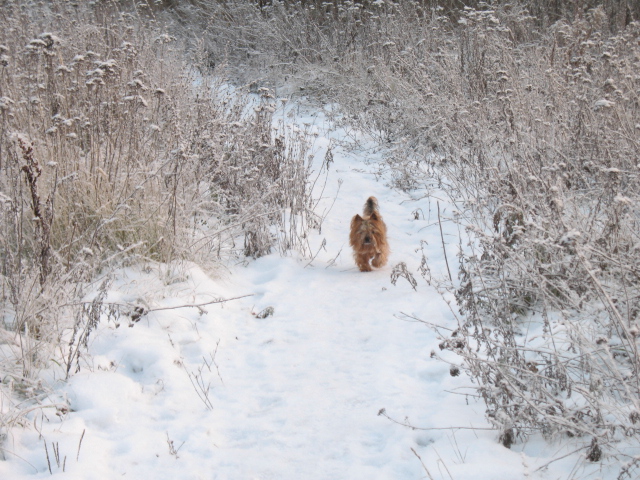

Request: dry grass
left=3, top=0, right=640, bottom=473
left=0, top=0, right=318, bottom=441
left=175, top=0, right=640, bottom=471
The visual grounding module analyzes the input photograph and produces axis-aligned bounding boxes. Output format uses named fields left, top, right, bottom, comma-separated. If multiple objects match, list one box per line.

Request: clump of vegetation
left=165, top=0, right=640, bottom=471
left=3, top=0, right=640, bottom=473
left=0, top=0, right=318, bottom=440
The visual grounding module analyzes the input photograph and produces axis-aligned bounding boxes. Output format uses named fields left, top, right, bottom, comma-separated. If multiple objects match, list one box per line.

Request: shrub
left=0, top=0, right=317, bottom=437
left=172, top=0, right=640, bottom=468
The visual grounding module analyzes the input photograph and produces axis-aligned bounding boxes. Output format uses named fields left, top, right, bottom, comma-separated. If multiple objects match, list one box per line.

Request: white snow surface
left=2, top=101, right=602, bottom=479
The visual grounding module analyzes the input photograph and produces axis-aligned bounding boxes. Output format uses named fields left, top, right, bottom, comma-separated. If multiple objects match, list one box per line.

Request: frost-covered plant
left=0, top=0, right=318, bottom=440
left=439, top=12, right=640, bottom=462
left=167, top=0, right=640, bottom=470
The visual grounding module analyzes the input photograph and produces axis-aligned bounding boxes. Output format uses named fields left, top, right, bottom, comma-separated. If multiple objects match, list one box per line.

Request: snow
left=0, top=100, right=607, bottom=479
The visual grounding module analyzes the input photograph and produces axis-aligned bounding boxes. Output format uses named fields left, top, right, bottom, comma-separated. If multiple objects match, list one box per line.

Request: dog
left=349, top=196, right=390, bottom=272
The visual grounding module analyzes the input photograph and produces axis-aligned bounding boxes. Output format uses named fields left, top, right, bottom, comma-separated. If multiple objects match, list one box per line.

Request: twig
left=211, top=340, right=224, bottom=385
left=184, top=363, right=214, bottom=411
left=434, top=446, right=455, bottom=480
left=53, top=442, right=60, bottom=467
left=77, top=429, right=85, bottom=461
left=390, top=262, right=418, bottom=290
left=146, top=294, right=254, bottom=313
left=378, top=408, right=494, bottom=432
left=166, top=432, right=185, bottom=458
left=304, top=238, right=327, bottom=268
left=533, top=445, right=589, bottom=473
left=55, top=294, right=253, bottom=314
left=437, top=201, right=453, bottom=282
left=325, top=245, right=343, bottom=269
left=448, top=430, right=468, bottom=463
left=44, top=440, right=52, bottom=475
left=396, top=312, right=455, bottom=332
left=411, top=447, right=435, bottom=480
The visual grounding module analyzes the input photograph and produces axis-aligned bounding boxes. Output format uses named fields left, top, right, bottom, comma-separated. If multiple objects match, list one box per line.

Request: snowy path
left=3, top=103, right=575, bottom=479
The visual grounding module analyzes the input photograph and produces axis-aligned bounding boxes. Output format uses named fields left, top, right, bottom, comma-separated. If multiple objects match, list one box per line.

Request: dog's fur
left=349, top=196, right=390, bottom=272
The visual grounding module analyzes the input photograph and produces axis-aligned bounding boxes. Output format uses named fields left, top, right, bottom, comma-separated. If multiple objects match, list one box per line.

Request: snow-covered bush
left=3, top=0, right=639, bottom=472
left=170, top=0, right=640, bottom=470
left=0, top=0, right=316, bottom=438
left=444, top=13, right=640, bottom=465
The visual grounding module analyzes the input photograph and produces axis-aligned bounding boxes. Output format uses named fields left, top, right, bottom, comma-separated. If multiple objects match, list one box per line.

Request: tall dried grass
left=0, top=0, right=317, bottom=442
left=176, top=0, right=640, bottom=470
left=3, top=0, right=640, bottom=472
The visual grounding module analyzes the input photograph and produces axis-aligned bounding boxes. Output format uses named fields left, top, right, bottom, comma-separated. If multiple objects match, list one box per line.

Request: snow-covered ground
left=1, top=101, right=604, bottom=479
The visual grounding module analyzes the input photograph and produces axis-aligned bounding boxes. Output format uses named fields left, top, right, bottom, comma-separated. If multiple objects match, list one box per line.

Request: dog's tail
left=363, top=196, right=379, bottom=217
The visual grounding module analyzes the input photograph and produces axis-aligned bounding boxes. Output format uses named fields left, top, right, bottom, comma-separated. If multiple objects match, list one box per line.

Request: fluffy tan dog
left=349, top=196, right=390, bottom=272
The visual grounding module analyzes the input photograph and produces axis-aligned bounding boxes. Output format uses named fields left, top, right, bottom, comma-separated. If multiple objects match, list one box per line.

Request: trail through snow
left=2, top=101, right=592, bottom=479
